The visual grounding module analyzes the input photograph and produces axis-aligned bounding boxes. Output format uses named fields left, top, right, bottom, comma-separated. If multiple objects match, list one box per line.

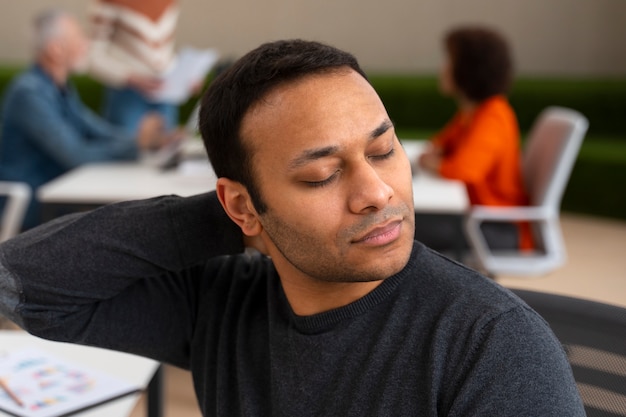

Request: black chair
left=512, top=289, right=626, bottom=417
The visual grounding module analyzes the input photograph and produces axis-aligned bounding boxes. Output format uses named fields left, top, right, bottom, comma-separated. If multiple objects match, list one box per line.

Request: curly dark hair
left=199, top=39, right=367, bottom=213
left=445, top=26, right=513, bottom=102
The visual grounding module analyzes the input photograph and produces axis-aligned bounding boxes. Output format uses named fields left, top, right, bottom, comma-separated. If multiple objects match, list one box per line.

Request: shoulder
left=4, top=68, right=55, bottom=103
left=193, top=251, right=275, bottom=324
left=467, top=95, right=519, bottom=145
left=409, top=247, right=567, bottom=372
left=1, top=69, right=58, bottom=123
left=203, top=251, right=273, bottom=288
left=5, top=69, right=37, bottom=95
left=474, top=95, right=517, bottom=125
left=406, top=243, right=537, bottom=329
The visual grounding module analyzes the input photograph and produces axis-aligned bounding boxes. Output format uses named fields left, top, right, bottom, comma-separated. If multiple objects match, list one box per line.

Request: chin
left=357, top=245, right=413, bottom=282
left=386, top=236, right=414, bottom=273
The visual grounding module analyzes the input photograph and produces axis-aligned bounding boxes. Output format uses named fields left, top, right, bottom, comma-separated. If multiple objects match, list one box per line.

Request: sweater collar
left=279, top=241, right=425, bottom=334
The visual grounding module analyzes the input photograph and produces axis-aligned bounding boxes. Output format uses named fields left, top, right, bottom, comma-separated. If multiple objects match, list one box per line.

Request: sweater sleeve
left=0, top=192, right=244, bottom=363
left=431, top=112, right=462, bottom=149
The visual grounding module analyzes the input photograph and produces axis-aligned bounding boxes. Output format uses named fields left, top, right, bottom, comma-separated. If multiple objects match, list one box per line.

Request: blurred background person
left=0, top=9, right=172, bottom=230
left=416, top=25, right=531, bottom=253
left=88, top=0, right=180, bottom=135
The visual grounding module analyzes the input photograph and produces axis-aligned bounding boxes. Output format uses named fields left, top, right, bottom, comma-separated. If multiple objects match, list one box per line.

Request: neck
left=279, top=273, right=382, bottom=316
left=37, top=56, right=68, bottom=87
left=457, top=95, right=477, bottom=113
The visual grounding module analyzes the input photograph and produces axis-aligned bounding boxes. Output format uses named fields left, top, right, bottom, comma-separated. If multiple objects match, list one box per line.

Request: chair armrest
left=467, top=205, right=557, bottom=222
left=0, top=181, right=32, bottom=242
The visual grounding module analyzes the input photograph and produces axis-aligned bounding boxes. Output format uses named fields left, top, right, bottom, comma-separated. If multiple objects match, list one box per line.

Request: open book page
left=0, top=347, right=139, bottom=417
left=151, top=47, right=220, bottom=104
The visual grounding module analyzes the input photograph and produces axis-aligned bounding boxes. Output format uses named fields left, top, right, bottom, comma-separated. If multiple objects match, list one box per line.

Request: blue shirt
left=0, top=65, right=138, bottom=228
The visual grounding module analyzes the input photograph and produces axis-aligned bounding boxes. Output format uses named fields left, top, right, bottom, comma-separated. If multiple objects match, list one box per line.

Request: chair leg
left=147, top=365, right=164, bottom=417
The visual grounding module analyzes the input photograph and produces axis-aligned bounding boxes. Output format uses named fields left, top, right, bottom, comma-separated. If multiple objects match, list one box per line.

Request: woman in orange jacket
left=416, top=26, right=531, bottom=252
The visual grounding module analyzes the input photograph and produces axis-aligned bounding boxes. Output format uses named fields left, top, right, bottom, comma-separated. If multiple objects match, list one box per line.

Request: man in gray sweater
left=0, top=39, right=584, bottom=416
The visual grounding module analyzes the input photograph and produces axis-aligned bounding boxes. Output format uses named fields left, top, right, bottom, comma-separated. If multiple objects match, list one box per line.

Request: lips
left=353, top=220, right=403, bottom=246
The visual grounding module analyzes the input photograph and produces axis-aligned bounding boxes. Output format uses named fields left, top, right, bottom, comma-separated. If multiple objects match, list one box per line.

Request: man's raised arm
left=0, top=192, right=243, bottom=361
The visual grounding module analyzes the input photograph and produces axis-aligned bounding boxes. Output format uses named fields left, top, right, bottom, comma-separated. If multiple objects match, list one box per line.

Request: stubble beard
left=259, top=203, right=414, bottom=284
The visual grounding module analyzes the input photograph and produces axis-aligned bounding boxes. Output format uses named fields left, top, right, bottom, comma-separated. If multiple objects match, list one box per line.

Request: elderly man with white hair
left=0, top=9, right=173, bottom=229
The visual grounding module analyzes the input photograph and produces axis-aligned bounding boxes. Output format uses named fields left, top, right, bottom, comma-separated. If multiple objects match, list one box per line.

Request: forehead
left=50, top=15, right=74, bottom=40
left=240, top=69, right=389, bottom=162
left=66, top=17, right=84, bottom=35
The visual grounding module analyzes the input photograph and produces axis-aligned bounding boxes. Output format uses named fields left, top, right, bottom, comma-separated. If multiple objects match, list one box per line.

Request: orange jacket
left=433, top=96, right=532, bottom=248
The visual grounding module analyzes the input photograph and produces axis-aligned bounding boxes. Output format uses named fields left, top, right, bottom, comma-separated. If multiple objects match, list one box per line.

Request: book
left=0, top=347, right=140, bottom=417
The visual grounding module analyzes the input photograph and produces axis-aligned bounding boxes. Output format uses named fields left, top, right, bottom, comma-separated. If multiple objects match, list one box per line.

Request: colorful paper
left=0, top=347, right=139, bottom=417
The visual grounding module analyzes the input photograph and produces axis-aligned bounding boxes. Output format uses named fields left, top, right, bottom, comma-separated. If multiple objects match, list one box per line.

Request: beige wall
left=2, top=0, right=625, bottom=77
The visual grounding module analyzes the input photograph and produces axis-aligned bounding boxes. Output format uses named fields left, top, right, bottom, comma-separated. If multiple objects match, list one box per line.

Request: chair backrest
left=523, top=107, right=588, bottom=208
left=0, top=181, right=31, bottom=242
left=513, top=289, right=626, bottom=416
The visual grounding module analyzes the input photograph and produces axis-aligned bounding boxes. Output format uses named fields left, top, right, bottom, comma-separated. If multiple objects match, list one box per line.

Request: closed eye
left=303, top=171, right=340, bottom=188
left=304, top=147, right=394, bottom=188
left=370, top=147, right=395, bottom=161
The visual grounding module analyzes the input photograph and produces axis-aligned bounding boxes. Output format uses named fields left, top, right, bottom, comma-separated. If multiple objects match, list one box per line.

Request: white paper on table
left=150, top=47, right=220, bottom=104
left=0, top=347, right=139, bottom=417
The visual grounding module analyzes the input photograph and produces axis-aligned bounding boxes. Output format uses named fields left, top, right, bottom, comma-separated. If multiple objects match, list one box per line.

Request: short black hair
left=445, top=26, right=513, bottom=102
left=199, top=39, right=368, bottom=213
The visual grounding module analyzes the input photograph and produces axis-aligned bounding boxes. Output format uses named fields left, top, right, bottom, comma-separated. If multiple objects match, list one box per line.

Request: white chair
left=0, top=181, right=31, bottom=242
left=464, top=106, right=589, bottom=277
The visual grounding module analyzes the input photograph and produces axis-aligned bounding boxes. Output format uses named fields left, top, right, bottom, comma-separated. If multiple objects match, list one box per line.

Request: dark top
left=0, top=192, right=585, bottom=416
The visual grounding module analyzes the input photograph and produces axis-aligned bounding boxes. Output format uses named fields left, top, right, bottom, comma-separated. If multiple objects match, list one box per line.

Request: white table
left=37, top=160, right=216, bottom=206
left=401, top=140, right=469, bottom=213
left=0, top=330, right=160, bottom=417
left=38, top=140, right=468, bottom=214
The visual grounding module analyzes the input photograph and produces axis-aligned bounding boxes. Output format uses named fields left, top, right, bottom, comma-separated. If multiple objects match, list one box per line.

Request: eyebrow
left=371, top=119, right=394, bottom=139
left=288, top=119, right=394, bottom=170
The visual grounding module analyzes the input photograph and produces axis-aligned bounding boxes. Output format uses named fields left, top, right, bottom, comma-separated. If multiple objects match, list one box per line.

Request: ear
left=216, top=177, right=263, bottom=236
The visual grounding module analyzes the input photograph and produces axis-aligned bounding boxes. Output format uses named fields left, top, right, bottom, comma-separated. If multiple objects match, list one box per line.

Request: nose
left=347, top=162, right=394, bottom=214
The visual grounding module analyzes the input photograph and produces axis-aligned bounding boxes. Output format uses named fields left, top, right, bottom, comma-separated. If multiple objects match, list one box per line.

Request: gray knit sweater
left=0, top=192, right=584, bottom=416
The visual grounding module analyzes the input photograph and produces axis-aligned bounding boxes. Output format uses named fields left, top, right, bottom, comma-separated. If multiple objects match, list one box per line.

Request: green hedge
left=369, top=75, right=626, bottom=138
left=563, top=140, right=626, bottom=220
left=510, top=79, right=626, bottom=137
left=1, top=67, right=625, bottom=221
left=1, top=68, right=622, bottom=139
left=368, top=76, right=456, bottom=133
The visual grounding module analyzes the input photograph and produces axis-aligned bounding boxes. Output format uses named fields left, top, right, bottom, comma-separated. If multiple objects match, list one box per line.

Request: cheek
left=391, top=151, right=414, bottom=186
left=439, top=64, right=456, bottom=96
left=439, top=72, right=451, bottom=94
left=387, top=159, right=415, bottom=210
left=291, top=195, right=343, bottom=232
left=272, top=190, right=346, bottom=245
